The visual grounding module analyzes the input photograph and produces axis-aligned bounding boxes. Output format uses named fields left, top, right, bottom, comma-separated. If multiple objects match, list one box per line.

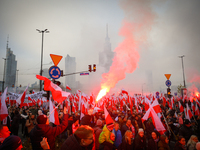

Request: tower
left=65, top=54, right=76, bottom=89
left=4, top=36, right=17, bottom=88
left=99, top=24, right=114, bottom=72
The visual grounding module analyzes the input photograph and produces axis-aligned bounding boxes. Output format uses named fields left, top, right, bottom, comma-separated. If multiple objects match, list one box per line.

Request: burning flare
left=96, top=88, right=109, bottom=102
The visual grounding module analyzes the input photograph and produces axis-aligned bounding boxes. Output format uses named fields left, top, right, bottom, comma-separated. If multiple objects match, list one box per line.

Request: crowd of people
left=0, top=96, right=200, bottom=150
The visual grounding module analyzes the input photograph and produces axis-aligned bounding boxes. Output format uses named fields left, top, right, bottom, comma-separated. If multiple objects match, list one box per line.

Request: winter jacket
left=134, top=134, right=146, bottom=150
left=99, top=141, right=116, bottom=150
left=93, top=126, right=103, bottom=150
left=179, top=125, right=194, bottom=142
left=113, top=128, right=122, bottom=148
left=147, top=138, right=159, bottom=150
left=118, top=136, right=134, bottom=150
left=157, top=140, right=170, bottom=150
left=121, top=124, right=133, bottom=137
left=60, top=134, right=94, bottom=150
left=29, top=114, right=68, bottom=150
left=174, top=142, right=186, bottom=150
left=99, top=125, right=114, bottom=144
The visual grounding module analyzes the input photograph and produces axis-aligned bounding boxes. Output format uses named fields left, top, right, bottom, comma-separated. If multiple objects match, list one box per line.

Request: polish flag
left=16, top=85, right=29, bottom=105
left=66, top=85, right=71, bottom=90
left=186, top=103, right=193, bottom=121
left=178, top=101, right=184, bottom=113
left=121, top=88, right=129, bottom=95
left=195, top=103, right=200, bottom=116
left=93, top=107, right=102, bottom=114
left=145, top=97, right=150, bottom=111
left=104, top=106, right=114, bottom=127
left=49, top=100, right=60, bottom=125
left=0, top=87, right=8, bottom=121
left=163, top=97, right=166, bottom=107
left=36, top=75, right=70, bottom=103
left=142, top=103, right=166, bottom=134
left=152, top=99, right=162, bottom=114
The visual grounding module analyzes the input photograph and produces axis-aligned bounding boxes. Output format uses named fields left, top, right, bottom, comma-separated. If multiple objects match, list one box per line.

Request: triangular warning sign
left=50, top=54, right=63, bottom=66
left=164, top=74, right=171, bottom=80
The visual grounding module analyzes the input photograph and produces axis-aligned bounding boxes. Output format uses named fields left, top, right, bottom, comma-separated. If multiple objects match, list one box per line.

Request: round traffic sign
left=165, top=80, right=171, bottom=87
left=49, top=66, right=61, bottom=79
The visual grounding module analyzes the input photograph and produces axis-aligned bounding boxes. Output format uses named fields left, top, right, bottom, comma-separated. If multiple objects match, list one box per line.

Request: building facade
left=99, top=25, right=114, bottom=73
left=65, top=54, right=76, bottom=89
left=4, top=40, right=17, bottom=89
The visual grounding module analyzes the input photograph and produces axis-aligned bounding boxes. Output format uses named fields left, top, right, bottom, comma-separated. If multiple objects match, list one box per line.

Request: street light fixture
left=36, top=29, right=49, bottom=91
left=178, top=55, right=186, bottom=88
left=142, top=83, right=146, bottom=96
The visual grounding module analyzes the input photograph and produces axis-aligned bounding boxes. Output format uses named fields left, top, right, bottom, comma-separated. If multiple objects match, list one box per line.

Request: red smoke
left=187, top=69, right=200, bottom=97
left=97, top=0, right=156, bottom=100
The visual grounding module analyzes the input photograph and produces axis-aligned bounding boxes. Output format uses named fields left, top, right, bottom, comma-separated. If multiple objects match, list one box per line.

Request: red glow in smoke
left=96, top=0, right=156, bottom=101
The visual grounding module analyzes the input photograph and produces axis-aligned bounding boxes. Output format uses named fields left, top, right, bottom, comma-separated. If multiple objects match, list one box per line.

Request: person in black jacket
left=29, top=110, right=68, bottom=150
left=174, top=136, right=186, bottom=150
left=147, top=131, right=160, bottom=150
left=11, top=109, right=21, bottom=136
left=134, top=128, right=146, bottom=150
left=60, top=125, right=94, bottom=150
left=179, top=119, right=194, bottom=143
left=118, top=130, right=134, bottom=150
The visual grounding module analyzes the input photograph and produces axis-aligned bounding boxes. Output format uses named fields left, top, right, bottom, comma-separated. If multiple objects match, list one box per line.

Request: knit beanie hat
left=138, top=128, right=144, bottom=133
left=37, top=114, right=47, bottom=124
left=0, top=135, right=22, bottom=150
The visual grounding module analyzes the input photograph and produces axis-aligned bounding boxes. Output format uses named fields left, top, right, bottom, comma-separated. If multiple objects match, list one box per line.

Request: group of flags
left=1, top=75, right=200, bottom=134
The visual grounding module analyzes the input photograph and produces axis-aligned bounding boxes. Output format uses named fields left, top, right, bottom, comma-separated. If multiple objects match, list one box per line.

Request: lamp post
left=36, top=29, right=49, bottom=91
left=142, top=83, right=146, bottom=96
left=2, top=58, right=6, bottom=92
left=179, top=55, right=186, bottom=88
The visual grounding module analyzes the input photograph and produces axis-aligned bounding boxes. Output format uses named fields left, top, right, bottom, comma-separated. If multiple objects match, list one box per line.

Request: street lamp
left=36, top=29, right=49, bottom=91
left=2, top=58, right=6, bottom=92
left=142, top=83, right=146, bottom=96
left=178, top=55, right=186, bottom=88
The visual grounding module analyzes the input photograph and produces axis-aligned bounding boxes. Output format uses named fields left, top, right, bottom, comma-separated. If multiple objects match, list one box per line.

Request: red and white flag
left=186, top=103, right=193, bottom=121
left=142, top=103, right=166, bottom=134
left=104, top=105, right=114, bottom=131
left=0, top=87, right=8, bottom=121
left=151, top=99, right=162, bottom=114
left=195, top=103, right=200, bottom=116
left=16, top=85, right=29, bottom=105
left=66, top=85, right=71, bottom=90
left=36, top=75, right=70, bottom=103
left=121, top=88, right=128, bottom=95
left=49, top=100, right=60, bottom=125
left=178, top=101, right=184, bottom=113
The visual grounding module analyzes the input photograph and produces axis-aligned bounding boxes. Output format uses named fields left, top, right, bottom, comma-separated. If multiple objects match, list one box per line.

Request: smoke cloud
left=100, top=0, right=156, bottom=93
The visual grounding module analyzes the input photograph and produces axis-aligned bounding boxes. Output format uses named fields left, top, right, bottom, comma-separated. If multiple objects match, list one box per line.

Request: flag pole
left=48, top=102, right=62, bottom=117
left=161, top=111, right=171, bottom=136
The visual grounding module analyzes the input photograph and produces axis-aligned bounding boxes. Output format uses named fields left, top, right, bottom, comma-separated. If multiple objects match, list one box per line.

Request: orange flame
left=96, top=88, right=109, bottom=102
left=195, top=92, right=200, bottom=97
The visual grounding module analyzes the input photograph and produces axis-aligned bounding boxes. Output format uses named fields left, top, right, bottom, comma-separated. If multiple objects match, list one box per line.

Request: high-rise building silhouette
left=99, top=24, right=114, bottom=72
left=65, top=54, right=76, bottom=89
left=5, top=37, right=17, bottom=88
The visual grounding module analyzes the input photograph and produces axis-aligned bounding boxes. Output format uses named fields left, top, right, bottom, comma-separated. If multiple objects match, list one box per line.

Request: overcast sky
left=0, top=0, right=200, bottom=96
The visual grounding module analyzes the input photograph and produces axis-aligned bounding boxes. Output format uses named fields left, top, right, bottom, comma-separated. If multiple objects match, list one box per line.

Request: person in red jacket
left=29, top=108, right=68, bottom=150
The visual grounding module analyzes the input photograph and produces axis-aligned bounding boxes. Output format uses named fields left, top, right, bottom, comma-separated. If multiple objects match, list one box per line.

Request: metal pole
left=179, top=55, right=186, bottom=88
left=2, top=58, right=6, bottom=92
left=37, top=29, right=49, bottom=91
